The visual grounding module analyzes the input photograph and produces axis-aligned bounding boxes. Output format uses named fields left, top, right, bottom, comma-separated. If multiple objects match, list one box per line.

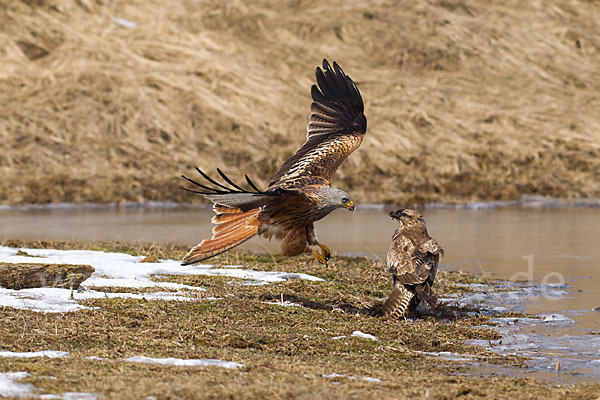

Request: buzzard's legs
left=311, top=242, right=331, bottom=265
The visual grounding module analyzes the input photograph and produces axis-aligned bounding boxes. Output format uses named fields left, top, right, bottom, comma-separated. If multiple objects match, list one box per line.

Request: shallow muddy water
left=1, top=205, right=599, bottom=382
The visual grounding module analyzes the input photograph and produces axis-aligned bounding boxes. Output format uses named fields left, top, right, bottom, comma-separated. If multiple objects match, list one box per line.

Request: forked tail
left=182, top=205, right=261, bottom=265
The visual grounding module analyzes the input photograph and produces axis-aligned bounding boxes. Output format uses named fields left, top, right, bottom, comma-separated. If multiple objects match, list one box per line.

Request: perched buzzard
left=181, top=60, right=366, bottom=266
left=380, top=209, right=443, bottom=318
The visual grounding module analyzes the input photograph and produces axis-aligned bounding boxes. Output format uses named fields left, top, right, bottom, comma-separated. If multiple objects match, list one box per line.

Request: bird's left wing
left=268, top=59, right=366, bottom=190
left=181, top=168, right=301, bottom=212
left=389, top=234, right=432, bottom=286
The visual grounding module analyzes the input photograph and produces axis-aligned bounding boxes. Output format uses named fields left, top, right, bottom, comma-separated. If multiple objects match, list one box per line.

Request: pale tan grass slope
left=1, top=0, right=599, bottom=205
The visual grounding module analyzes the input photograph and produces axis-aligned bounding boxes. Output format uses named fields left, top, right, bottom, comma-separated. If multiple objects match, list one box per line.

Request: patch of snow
left=0, top=247, right=323, bottom=287
left=0, top=246, right=324, bottom=312
left=322, top=373, right=382, bottom=383
left=0, top=350, right=68, bottom=359
left=84, top=356, right=107, bottom=361
left=0, top=287, right=195, bottom=313
left=122, top=356, right=242, bottom=369
left=59, top=393, right=100, bottom=400
left=0, top=372, right=34, bottom=398
left=0, top=247, right=204, bottom=291
left=263, top=301, right=301, bottom=307
left=331, top=336, right=346, bottom=340
left=39, top=393, right=99, bottom=400
left=416, top=351, right=477, bottom=362
left=111, top=17, right=137, bottom=28
left=358, top=376, right=383, bottom=383
left=322, top=373, right=345, bottom=378
left=351, top=331, right=378, bottom=341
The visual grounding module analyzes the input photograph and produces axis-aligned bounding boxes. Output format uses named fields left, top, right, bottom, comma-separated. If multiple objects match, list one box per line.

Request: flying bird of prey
left=380, top=209, right=443, bottom=319
left=181, top=59, right=367, bottom=266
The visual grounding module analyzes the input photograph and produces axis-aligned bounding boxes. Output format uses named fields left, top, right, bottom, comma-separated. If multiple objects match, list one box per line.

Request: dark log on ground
left=0, top=263, right=94, bottom=290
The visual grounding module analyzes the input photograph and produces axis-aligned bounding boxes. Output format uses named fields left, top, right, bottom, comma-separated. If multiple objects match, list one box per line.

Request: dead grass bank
left=1, top=0, right=599, bottom=205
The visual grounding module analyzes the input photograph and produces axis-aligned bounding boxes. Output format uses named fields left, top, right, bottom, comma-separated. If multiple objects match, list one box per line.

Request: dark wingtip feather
left=245, top=175, right=261, bottom=192
left=181, top=167, right=264, bottom=197
left=181, top=174, right=228, bottom=193
left=216, top=168, right=245, bottom=192
left=195, top=168, right=231, bottom=191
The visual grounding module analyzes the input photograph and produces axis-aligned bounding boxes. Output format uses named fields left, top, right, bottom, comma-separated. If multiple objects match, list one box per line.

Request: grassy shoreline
left=0, top=240, right=599, bottom=398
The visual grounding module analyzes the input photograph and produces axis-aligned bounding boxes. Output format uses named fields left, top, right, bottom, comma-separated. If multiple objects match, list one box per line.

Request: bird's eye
left=342, top=198, right=349, bottom=204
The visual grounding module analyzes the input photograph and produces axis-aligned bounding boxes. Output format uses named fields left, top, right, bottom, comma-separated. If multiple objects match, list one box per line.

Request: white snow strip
left=322, top=373, right=382, bottom=383
left=122, top=356, right=242, bottom=369
left=0, top=351, right=68, bottom=359
left=416, top=351, right=477, bottom=362
left=0, top=372, right=34, bottom=398
left=263, top=301, right=301, bottom=307
left=351, top=331, right=378, bottom=341
left=111, top=17, right=137, bottom=28
left=58, top=393, right=100, bottom=400
left=331, top=336, right=346, bottom=340
left=0, top=247, right=207, bottom=290
left=358, top=377, right=383, bottom=383
left=0, top=287, right=195, bottom=313
left=0, top=246, right=324, bottom=312
left=84, top=356, right=107, bottom=361
left=0, top=247, right=323, bottom=287
left=0, top=372, right=99, bottom=399
left=39, top=393, right=99, bottom=400
left=323, top=373, right=345, bottom=378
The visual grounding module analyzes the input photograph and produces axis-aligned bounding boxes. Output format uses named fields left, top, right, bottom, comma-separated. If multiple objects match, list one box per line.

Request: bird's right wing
left=268, top=59, right=366, bottom=190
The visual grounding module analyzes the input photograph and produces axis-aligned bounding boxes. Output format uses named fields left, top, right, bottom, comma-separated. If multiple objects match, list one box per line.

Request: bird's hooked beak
left=389, top=209, right=404, bottom=220
left=344, top=200, right=355, bottom=212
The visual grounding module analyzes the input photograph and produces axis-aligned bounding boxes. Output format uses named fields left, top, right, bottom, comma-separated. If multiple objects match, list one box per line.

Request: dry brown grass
left=1, top=0, right=599, bottom=205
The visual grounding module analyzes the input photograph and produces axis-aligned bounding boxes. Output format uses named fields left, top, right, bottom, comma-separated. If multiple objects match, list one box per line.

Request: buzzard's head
left=317, top=187, right=355, bottom=212
left=389, top=209, right=425, bottom=230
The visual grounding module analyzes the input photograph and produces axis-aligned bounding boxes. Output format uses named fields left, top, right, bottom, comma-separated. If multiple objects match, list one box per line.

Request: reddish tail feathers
left=182, top=206, right=260, bottom=265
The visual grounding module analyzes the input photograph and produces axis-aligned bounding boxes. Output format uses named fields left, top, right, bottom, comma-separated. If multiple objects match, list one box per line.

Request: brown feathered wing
left=384, top=233, right=442, bottom=317
left=268, top=59, right=366, bottom=191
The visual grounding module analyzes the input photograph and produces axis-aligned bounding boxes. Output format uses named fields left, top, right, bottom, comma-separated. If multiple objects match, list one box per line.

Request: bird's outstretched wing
left=269, top=59, right=367, bottom=190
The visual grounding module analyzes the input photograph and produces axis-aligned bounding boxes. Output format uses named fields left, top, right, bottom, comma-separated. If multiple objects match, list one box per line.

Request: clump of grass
left=1, top=0, right=600, bottom=206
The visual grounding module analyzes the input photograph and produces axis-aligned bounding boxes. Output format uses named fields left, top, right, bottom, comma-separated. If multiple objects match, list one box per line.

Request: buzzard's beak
left=344, top=201, right=355, bottom=212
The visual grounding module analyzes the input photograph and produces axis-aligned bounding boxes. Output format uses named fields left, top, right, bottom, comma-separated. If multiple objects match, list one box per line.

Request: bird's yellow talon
left=318, top=243, right=331, bottom=261
left=312, top=250, right=328, bottom=265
